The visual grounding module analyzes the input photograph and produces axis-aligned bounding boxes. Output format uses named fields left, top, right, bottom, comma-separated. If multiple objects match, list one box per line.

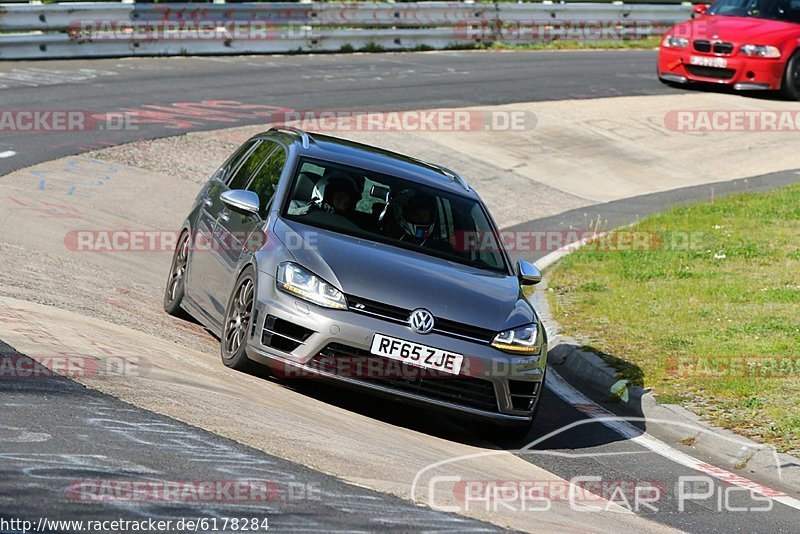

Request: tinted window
left=217, top=140, right=258, bottom=184
left=247, top=144, right=286, bottom=218
left=228, top=140, right=275, bottom=190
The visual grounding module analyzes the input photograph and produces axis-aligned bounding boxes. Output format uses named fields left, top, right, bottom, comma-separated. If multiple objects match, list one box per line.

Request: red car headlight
left=741, top=44, right=781, bottom=58
left=662, top=35, right=689, bottom=49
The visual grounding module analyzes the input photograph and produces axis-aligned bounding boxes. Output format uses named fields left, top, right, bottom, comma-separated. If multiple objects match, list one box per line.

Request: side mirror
left=221, top=189, right=260, bottom=216
left=517, top=260, right=542, bottom=285
left=693, top=3, right=709, bottom=15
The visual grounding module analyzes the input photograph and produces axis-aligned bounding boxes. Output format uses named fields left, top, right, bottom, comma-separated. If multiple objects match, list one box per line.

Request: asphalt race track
left=0, top=50, right=676, bottom=175
left=1, top=50, right=799, bottom=533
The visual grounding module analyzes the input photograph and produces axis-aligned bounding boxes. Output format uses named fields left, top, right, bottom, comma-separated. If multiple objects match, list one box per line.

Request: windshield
left=282, top=158, right=509, bottom=274
left=708, top=0, right=800, bottom=22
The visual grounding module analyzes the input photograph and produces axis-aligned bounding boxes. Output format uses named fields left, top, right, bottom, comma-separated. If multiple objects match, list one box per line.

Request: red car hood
left=685, top=15, right=800, bottom=44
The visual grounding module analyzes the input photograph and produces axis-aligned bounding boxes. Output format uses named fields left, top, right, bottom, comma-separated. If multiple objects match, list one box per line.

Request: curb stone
left=531, top=247, right=800, bottom=495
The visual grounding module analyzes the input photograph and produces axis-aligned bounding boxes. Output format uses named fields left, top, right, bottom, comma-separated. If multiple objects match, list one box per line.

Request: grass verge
left=545, top=184, right=800, bottom=454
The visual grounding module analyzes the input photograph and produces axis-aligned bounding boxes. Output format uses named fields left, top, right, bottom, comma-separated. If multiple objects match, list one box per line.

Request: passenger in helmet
left=393, top=188, right=437, bottom=243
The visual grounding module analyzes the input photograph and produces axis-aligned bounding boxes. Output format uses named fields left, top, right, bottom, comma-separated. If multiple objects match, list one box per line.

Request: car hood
left=686, top=15, right=800, bottom=44
left=275, top=218, right=536, bottom=331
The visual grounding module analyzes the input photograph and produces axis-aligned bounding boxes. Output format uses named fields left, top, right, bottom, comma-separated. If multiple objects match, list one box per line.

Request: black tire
left=780, top=52, right=800, bottom=101
left=220, top=266, right=257, bottom=372
left=164, top=230, right=190, bottom=316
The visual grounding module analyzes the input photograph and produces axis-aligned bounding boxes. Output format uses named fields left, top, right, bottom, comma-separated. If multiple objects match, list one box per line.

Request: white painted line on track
left=546, top=368, right=800, bottom=512
left=0, top=150, right=16, bottom=159
left=529, top=214, right=800, bottom=510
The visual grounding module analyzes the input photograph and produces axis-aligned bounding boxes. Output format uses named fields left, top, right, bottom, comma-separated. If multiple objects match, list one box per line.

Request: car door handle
left=218, top=211, right=229, bottom=222
left=203, top=198, right=213, bottom=207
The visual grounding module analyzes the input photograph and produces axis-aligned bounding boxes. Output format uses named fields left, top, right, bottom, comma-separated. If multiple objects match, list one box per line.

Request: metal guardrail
left=0, top=3, right=688, bottom=31
left=0, top=2, right=691, bottom=60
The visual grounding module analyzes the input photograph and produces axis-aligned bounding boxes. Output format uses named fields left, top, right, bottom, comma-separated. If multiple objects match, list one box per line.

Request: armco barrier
left=0, top=2, right=692, bottom=60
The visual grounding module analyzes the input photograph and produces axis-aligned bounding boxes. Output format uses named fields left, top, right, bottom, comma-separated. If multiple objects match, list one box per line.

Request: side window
left=228, top=140, right=274, bottom=190
left=247, top=144, right=287, bottom=218
left=216, top=140, right=258, bottom=184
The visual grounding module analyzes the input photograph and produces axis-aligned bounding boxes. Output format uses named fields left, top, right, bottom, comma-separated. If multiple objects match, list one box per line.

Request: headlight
left=741, top=44, right=781, bottom=58
left=491, top=323, right=540, bottom=354
left=276, top=262, right=347, bottom=310
left=662, top=35, right=689, bottom=49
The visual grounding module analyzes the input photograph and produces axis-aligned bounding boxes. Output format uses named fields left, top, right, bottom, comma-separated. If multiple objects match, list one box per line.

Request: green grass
left=545, top=184, right=800, bottom=454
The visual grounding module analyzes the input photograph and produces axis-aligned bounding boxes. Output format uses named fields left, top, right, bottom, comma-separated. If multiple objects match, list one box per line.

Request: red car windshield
left=708, top=0, right=800, bottom=22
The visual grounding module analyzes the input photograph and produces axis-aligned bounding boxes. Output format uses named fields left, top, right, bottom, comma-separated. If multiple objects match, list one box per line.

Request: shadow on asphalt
left=2, top=331, right=649, bottom=468
left=247, top=345, right=649, bottom=454
left=667, top=81, right=788, bottom=102
left=177, top=311, right=650, bottom=453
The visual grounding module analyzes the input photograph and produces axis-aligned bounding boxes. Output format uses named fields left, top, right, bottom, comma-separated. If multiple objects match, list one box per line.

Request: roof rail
left=438, top=166, right=470, bottom=192
left=268, top=126, right=314, bottom=149
left=407, top=156, right=470, bottom=191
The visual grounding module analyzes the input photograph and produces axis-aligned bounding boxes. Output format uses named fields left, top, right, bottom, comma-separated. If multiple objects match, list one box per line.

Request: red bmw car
left=658, top=0, right=800, bottom=99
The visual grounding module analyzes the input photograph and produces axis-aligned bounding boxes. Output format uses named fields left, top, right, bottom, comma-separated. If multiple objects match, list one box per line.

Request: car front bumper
left=245, top=273, right=547, bottom=424
left=658, top=47, right=785, bottom=90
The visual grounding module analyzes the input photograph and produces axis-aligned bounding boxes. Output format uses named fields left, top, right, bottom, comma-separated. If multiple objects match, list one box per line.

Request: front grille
left=714, top=42, right=734, bottom=55
left=261, top=315, right=314, bottom=353
left=347, top=295, right=408, bottom=322
left=310, top=343, right=500, bottom=413
left=685, top=65, right=736, bottom=80
left=509, top=380, right=541, bottom=411
left=346, top=294, right=496, bottom=344
left=693, top=40, right=734, bottom=55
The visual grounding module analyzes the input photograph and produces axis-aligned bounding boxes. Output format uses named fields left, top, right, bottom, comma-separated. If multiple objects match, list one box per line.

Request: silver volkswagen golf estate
left=164, top=127, right=547, bottom=435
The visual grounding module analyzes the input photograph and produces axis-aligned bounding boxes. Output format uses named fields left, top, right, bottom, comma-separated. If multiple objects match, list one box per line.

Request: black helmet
left=393, top=188, right=437, bottom=240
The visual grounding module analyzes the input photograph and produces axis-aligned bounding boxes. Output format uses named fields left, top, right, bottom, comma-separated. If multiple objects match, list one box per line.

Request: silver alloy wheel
left=224, top=277, right=254, bottom=356
left=167, top=233, right=189, bottom=304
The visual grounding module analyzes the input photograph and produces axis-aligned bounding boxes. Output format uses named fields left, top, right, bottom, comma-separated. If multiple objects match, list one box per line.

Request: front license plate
left=370, top=333, right=463, bottom=375
left=690, top=55, right=728, bottom=68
